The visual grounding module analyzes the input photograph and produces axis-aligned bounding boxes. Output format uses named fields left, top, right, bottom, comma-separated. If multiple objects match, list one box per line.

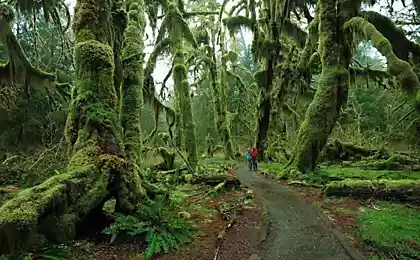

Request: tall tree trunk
left=216, top=32, right=235, bottom=159
left=169, top=5, right=198, bottom=171
left=284, top=0, right=358, bottom=175
left=0, top=0, right=146, bottom=253
left=120, top=0, right=146, bottom=165
left=255, top=63, right=273, bottom=161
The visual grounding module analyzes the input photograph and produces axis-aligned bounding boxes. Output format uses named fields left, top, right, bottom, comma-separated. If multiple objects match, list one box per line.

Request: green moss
left=0, top=164, right=104, bottom=252
left=157, top=4, right=198, bottom=171
left=72, top=0, right=114, bottom=45
left=359, top=11, right=413, bottom=61
left=322, top=165, right=420, bottom=181
left=222, top=16, right=254, bottom=34
left=358, top=202, right=420, bottom=258
left=297, top=6, right=319, bottom=69
left=327, top=179, right=420, bottom=188
left=286, top=67, right=349, bottom=174
left=120, top=0, right=146, bottom=165
left=286, top=0, right=358, bottom=174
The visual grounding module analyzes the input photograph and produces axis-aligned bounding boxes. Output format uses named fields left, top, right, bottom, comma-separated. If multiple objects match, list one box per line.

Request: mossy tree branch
left=344, top=17, right=420, bottom=112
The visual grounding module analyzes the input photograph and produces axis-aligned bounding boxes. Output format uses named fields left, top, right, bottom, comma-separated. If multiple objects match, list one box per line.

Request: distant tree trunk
left=284, top=0, right=358, bottom=175
left=0, top=0, right=148, bottom=253
left=217, top=33, right=235, bottom=159
left=168, top=5, right=198, bottom=171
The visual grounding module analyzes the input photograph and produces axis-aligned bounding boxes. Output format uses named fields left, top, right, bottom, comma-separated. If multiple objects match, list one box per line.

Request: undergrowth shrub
left=103, top=197, right=196, bottom=259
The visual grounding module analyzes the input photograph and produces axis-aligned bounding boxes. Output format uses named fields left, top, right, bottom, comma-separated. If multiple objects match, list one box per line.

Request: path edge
left=257, top=199, right=269, bottom=244
left=313, top=206, right=364, bottom=260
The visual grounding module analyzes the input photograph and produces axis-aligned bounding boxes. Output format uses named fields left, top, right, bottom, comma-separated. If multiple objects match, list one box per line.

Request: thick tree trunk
left=256, top=59, right=274, bottom=161
left=284, top=0, right=356, bottom=175
left=256, top=95, right=271, bottom=161
left=0, top=0, right=146, bottom=253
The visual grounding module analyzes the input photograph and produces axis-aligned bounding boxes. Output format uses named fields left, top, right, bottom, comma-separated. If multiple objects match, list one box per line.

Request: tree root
left=0, top=155, right=150, bottom=254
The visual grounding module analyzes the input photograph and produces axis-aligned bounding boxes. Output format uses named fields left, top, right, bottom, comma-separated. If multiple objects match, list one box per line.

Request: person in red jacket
left=250, top=147, right=260, bottom=171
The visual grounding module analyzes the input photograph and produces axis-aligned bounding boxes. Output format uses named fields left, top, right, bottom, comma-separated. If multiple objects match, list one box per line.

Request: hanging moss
left=222, top=16, right=254, bottom=34
left=217, top=24, right=235, bottom=159
left=282, top=19, right=307, bottom=48
left=158, top=3, right=198, bottom=171
left=297, top=10, right=319, bottom=70
left=0, top=3, right=57, bottom=108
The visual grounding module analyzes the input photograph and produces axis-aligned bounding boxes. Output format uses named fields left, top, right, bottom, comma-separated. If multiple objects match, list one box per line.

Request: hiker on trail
left=246, top=150, right=252, bottom=170
left=250, top=147, right=260, bottom=171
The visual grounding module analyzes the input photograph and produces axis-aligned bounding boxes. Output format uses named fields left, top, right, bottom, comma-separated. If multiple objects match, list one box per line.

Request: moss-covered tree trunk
left=254, top=0, right=286, bottom=161
left=284, top=0, right=357, bottom=175
left=213, top=32, right=234, bottom=159
left=0, top=0, right=146, bottom=253
left=218, top=61, right=235, bottom=159
left=120, top=0, right=146, bottom=165
left=168, top=4, right=198, bottom=171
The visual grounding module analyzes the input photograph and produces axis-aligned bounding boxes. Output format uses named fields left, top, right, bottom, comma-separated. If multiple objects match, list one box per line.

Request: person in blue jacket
left=245, top=150, right=252, bottom=170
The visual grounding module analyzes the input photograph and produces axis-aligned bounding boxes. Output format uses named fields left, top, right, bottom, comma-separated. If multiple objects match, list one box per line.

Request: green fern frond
left=104, top=197, right=196, bottom=260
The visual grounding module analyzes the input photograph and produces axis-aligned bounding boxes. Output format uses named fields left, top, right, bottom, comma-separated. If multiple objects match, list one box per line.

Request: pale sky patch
left=64, top=0, right=409, bottom=92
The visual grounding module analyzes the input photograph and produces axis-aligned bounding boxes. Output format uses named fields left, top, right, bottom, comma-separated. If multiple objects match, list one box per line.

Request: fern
left=103, top=198, right=196, bottom=259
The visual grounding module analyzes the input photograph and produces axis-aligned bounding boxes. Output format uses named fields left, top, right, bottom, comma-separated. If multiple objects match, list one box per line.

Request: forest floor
left=2, top=159, right=420, bottom=259
left=256, top=162, right=420, bottom=260
left=0, top=160, right=266, bottom=260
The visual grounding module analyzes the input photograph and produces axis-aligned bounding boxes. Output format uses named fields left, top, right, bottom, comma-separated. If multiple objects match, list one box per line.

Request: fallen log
left=351, top=154, right=420, bottom=171
left=324, top=179, right=420, bottom=204
left=320, top=139, right=386, bottom=163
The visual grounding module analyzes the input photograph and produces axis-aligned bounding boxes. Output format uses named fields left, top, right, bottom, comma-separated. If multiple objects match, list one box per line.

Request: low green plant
left=103, top=197, right=196, bottom=259
left=358, top=202, right=420, bottom=258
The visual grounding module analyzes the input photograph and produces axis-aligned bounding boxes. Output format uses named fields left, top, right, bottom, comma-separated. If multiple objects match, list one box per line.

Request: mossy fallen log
left=320, top=140, right=420, bottom=170
left=324, top=179, right=420, bottom=204
left=0, top=163, right=110, bottom=253
left=351, top=155, right=420, bottom=171
left=320, top=139, right=388, bottom=163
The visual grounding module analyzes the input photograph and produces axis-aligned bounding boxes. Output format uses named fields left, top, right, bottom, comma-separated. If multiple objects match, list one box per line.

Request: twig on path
left=287, top=180, right=324, bottom=188
left=213, top=245, right=220, bottom=260
left=213, top=218, right=236, bottom=260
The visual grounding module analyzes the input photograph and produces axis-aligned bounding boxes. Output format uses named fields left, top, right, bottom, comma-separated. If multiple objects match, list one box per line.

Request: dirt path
left=235, top=165, right=356, bottom=260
